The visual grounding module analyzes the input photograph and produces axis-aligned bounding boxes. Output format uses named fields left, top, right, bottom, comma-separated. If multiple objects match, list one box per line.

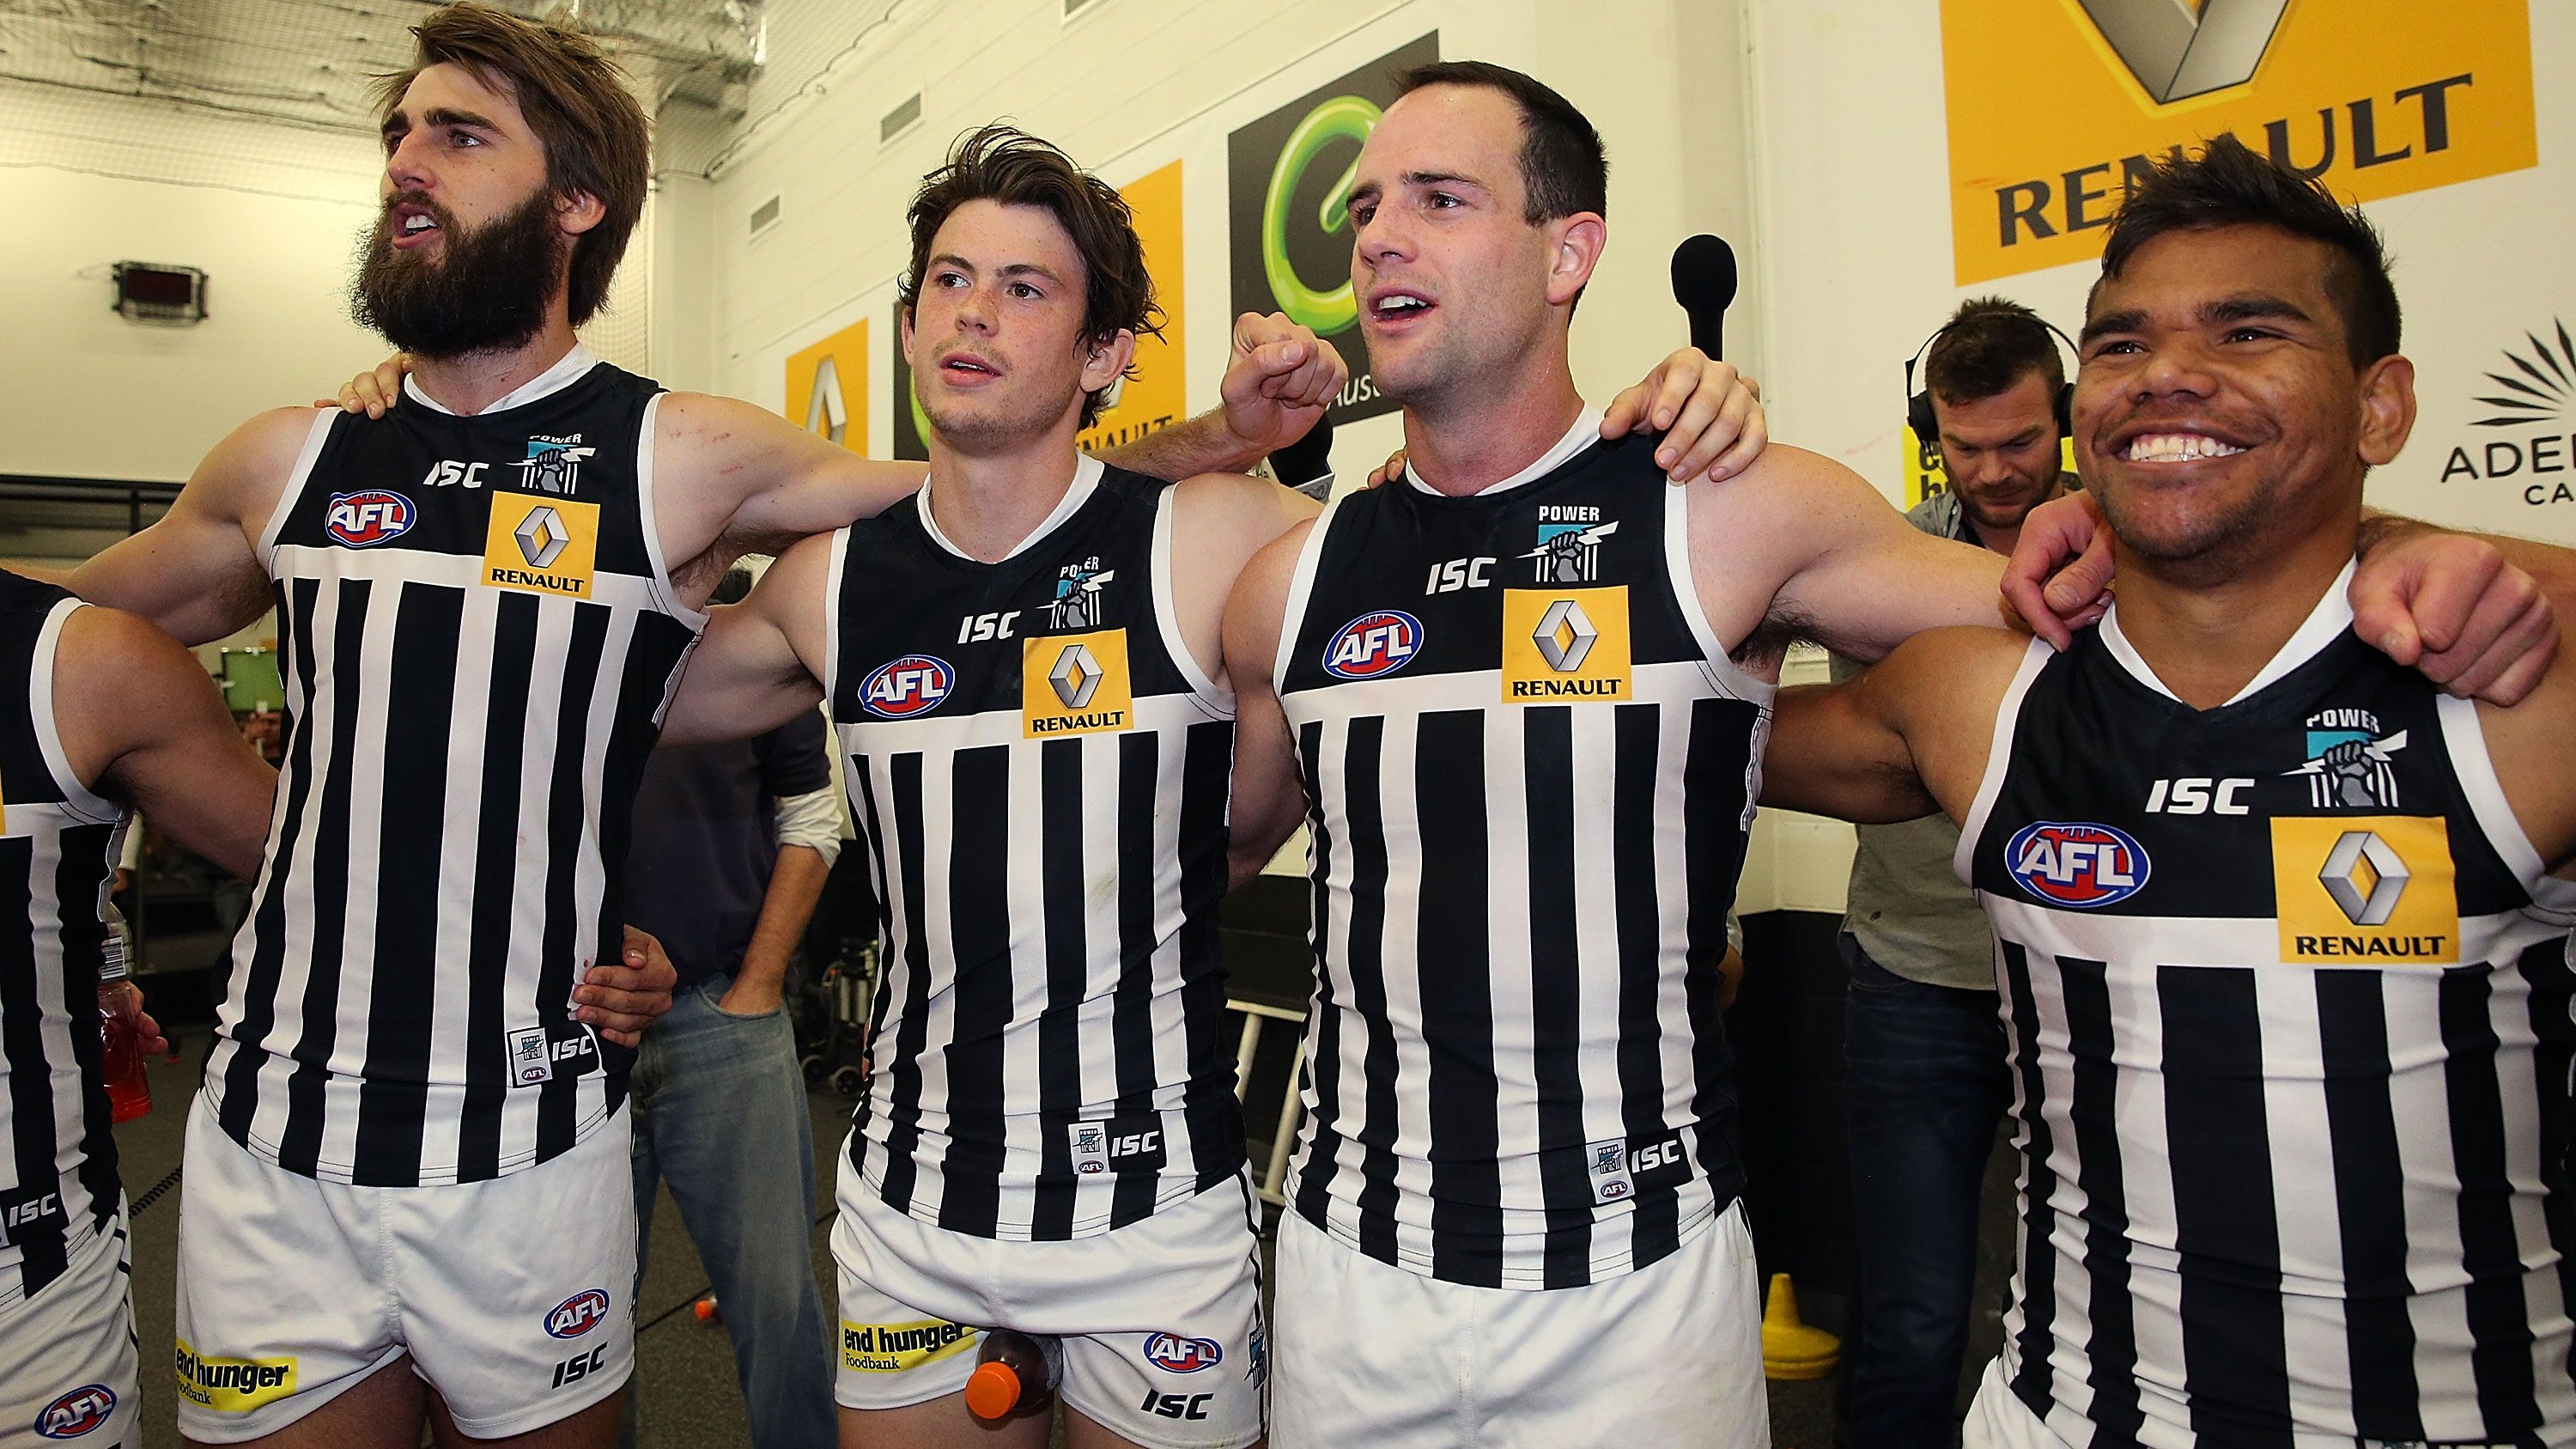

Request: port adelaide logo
left=1521, top=505, right=1617, bottom=584
left=2004, top=820, right=2151, bottom=908
left=1047, top=558, right=1115, bottom=630
left=325, top=490, right=414, bottom=547
left=2285, top=708, right=2405, bottom=809
left=860, top=655, right=955, bottom=719
left=1324, top=610, right=1424, bottom=679
left=515, top=434, right=595, bottom=496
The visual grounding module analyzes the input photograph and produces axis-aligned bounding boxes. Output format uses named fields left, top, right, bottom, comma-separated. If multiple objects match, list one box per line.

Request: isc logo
left=859, top=655, right=955, bottom=720
left=549, top=1344, right=606, bottom=1390
left=34, top=1383, right=115, bottom=1440
left=1143, top=1333, right=1223, bottom=1373
left=418, top=460, right=489, bottom=489
left=1631, top=1139, right=1685, bottom=1172
left=324, top=490, right=415, bottom=548
left=3, top=1192, right=60, bottom=1231
left=545, top=1288, right=612, bottom=1340
left=1109, top=1131, right=1160, bottom=1159
left=1323, top=611, right=1424, bottom=680
left=2005, top=821, right=2152, bottom=909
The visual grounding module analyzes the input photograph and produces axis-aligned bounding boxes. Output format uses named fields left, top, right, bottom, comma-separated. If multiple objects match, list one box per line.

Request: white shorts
left=1270, top=1198, right=1767, bottom=1449
left=830, top=1148, right=1266, bottom=1449
left=172, top=1097, right=636, bottom=1443
left=0, top=1211, right=138, bottom=1448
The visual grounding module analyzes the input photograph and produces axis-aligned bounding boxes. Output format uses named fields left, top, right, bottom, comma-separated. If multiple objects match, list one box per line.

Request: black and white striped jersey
left=207, top=347, right=706, bottom=1187
left=1273, top=415, right=1768, bottom=1290
left=827, top=457, right=1243, bottom=1242
left=1960, top=571, right=2576, bottom=1447
left=0, top=575, right=125, bottom=1308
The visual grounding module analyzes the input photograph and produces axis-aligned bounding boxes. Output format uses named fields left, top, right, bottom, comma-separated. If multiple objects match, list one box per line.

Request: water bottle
left=97, top=904, right=150, bottom=1123
left=963, top=1328, right=1061, bottom=1422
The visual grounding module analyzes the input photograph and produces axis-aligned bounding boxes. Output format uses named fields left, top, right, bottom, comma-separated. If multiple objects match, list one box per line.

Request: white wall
left=0, top=82, right=392, bottom=484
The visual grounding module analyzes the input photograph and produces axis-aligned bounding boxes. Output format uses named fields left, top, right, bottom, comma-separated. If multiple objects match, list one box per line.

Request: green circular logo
left=1261, top=94, right=1380, bottom=335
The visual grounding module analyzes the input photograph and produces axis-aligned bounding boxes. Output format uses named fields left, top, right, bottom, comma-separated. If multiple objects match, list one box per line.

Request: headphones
left=1904, top=314, right=2079, bottom=454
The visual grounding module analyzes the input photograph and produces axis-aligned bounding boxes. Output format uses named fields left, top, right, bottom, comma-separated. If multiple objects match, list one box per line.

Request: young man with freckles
left=1766, top=137, right=2576, bottom=1448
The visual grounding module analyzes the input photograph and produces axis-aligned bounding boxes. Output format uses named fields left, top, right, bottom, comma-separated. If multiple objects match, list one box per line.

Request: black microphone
left=1266, top=410, right=1336, bottom=502
left=1670, top=234, right=1739, bottom=360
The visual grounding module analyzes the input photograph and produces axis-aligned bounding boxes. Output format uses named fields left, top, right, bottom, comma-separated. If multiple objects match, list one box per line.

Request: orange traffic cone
left=1761, top=1273, right=1840, bottom=1380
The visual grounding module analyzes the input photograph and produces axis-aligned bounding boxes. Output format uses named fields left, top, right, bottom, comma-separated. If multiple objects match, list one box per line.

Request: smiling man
left=1765, top=136, right=2576, bottom=1449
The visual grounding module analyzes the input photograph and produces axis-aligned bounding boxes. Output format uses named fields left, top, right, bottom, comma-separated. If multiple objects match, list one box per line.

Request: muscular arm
left=71, top=409, right=312, bottom=645
left=55, top=606, right=274, bottom=880
left=1167, top=472, right=1320, bottom=687
left=1220, top=522, right=1315, bottom=890
left=1762, top=626, right=2028, bottom=825
left=658, top=532, right=834, bottom=747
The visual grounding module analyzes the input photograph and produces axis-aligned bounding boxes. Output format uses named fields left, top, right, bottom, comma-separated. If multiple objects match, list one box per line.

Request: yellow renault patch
left=482, top=494, right=599, bottom=600
left=841, top=1318, right=977, bottom=1373
left=1022, top=629, right=1133, bottom=739
left=1501, top=587, right=1631, bottom=703
left=2272, top=814, right=2459, bottom=965
left=174, top=1340, right=297, bottom=1411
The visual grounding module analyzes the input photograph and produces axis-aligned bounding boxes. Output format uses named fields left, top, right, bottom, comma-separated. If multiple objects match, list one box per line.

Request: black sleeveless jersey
left=1960, top=578, right=2576, bottom=1446
left=1273, top=416, right=1770, bottom=1289
left=0, top=572, right=124, bottom=1306
left=214, top=350, right=706, bottom=1187
left=826, top=458, right=1242, bottom=1242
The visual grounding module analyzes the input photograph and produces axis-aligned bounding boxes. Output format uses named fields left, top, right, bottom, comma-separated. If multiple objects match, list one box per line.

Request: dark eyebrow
left=426, top=107, right=501, bottom=132
left=927, top=255, right=1068, bottom=289
left=2204, top=293, right=2311, bottom=326
left=2079, top=309, right=2146, bottom=345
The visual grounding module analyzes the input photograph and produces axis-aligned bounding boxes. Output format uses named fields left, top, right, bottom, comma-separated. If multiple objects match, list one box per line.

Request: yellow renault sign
left=1941, top=0, right=2534, bottom=283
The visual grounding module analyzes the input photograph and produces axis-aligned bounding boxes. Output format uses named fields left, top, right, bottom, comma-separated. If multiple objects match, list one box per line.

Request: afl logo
left=324, top=490, right=415, bottom=547
left=545, top=1288, right=612, bottom=1340
left=860, top=655, right=955, bottom=719
left=1143, top=1333, right=1223, bottom=1373
left=1323, top=610, right=1424, bottom=679
left=33, top=1384, right=115, bottom=1439
left=2005, top=821, right=2151, bottom=909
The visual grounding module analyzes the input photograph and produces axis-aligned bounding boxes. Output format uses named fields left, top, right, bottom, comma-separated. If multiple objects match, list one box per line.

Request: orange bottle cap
left=964, top=1361, right=1021, bottom=1420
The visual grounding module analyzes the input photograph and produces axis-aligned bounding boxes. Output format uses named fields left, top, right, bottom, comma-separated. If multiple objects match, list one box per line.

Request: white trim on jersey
left=254, top=410, right=343, bottom=574
left=1272, top=492, right=1346, bottom=697
left=918, top=456, right=1098, bottom=563
left=398, top=344, right=598, bottom=417
left=30, top=600, right=117, bottom=827
left=2439, top=691, right=2576, bottom=923
left=1656, top=479, right=1777, bottom=711
left=265, top=543, right=680, bottom=615
left=2097, top=560, right=2358, bottom=708
left=1952, top=637, right=2056, bottom=890
left=821, top=524, right=852, bottom=709
left=631, top=393, right=709, bottom=633
left=1400, top=408, right=1602, bottom=497
left=1149, top=485, right=1226, bottom=707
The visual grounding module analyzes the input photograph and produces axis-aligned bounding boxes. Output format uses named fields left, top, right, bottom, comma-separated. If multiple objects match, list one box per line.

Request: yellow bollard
left=1761, top=1272, right=1840, bottom=1380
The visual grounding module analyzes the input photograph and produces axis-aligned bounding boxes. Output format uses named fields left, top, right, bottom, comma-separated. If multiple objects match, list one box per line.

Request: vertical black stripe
left=2160, top=961, right=2288, bottom=1446
left=876, top=755, right=933, bottom=1213
left=586, top=616, right=696, bottom=1123
left=277, top=581, right=372, bottom=1178
left=1108, top=730, right=1161, bottom=1228
left=532, top=605, right=611, bottom=1166
left=58, top=823, right=119, bottom=1239
left=843, top=762, right=896, bottom=1183
left=1523, top=708, right=1592, bottom=1288
left=0, top=838, right=64, bottom=1298
left=1291, top=721, right=1344, bottom=1232
left=937, top=746, right=1010, bottom=1235
left=1030, top=738, right=1085, bottom=1239
left=2315, top=969, right=2421, bottom=1439
left=1337, top=717, right=1402, bottom=1265
left=1681, top=699, right=1749, bottom=1202
left=2522, top=938, right=2576, bottom=1409
left=2000, top=940, right=2064, bottom=1421
left=219, top=578, right=318, bottom=1144
left=458, top=593, right=540, bottom=1181
left=1416, top=709, right=1495, bottom=1284
left=351, top=584, right=460, bottom=1178
left=1611, top=702, right=1678, bottom=1267
left=1174, top=719, right=1242, bottom=1192
left=2440, top=963, right=2542, bottom=1434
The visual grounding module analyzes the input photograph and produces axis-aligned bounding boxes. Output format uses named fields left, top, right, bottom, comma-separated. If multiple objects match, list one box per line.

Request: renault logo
left=2320, top=829, right=2409, bottom=927
left=513, top=505, right=571, bottom=569
left=2077, top=0, right=2287, bottom=105
left=1532, top=599, right=1598, bottom=673
left=1048, top=642, right=1103, bottom=709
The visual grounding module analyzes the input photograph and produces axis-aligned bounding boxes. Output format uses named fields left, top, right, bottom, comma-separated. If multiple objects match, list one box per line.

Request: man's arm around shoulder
left=1765, top=624, right=2030, bottom=826
left=57, top=606, right=274, bottom=880
left=1220, top=519, right=1318, bottom=890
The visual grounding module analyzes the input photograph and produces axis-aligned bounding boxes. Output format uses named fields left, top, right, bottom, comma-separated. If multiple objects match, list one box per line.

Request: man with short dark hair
left=1767, top=134, right=2576, bottom=1449
left=1833, top=295, right=2075, bottom=1447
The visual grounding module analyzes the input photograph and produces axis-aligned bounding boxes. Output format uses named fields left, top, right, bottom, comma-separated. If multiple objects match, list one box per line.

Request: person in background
left=623, top=567, right=844, bottom=1449
left=1830, top=297, right=2075, bottom=1446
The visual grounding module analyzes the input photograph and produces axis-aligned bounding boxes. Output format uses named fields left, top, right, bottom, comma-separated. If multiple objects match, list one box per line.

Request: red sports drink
left=97, top=905, right=149, bottom=1123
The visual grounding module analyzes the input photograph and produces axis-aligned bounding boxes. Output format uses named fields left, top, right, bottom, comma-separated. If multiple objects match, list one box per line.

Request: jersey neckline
left=1400, top=405, right=1604, bottom=498
left=916, top=454, right=1105, bottom=564
left=2098, top=557, right=2358, bottom=709
left=399, top=343, right=600, bottom=417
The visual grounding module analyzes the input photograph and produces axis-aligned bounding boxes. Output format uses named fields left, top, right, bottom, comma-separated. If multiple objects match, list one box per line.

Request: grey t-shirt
left=1824, top=483, right=2069, bottom=990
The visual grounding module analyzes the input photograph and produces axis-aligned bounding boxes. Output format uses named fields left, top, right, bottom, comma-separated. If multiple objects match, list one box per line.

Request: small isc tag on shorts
left=508, top=1026, right=552, bottom=1086
left=1585, top=1137, right=1635, bottom=1204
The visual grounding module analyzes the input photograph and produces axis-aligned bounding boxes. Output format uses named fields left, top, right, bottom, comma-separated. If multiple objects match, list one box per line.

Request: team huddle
left=3, top=4, right=2573, bottom=1448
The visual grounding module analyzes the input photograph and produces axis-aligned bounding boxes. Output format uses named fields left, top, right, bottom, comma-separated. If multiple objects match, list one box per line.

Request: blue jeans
left=1838, top=933, right=2011, bottom=1449
left=624, top=974, right=835, bottom=1449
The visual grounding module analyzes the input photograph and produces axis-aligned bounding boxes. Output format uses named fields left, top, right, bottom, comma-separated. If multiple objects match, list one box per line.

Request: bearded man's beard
left=351, top=188, right=564, bottom=358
